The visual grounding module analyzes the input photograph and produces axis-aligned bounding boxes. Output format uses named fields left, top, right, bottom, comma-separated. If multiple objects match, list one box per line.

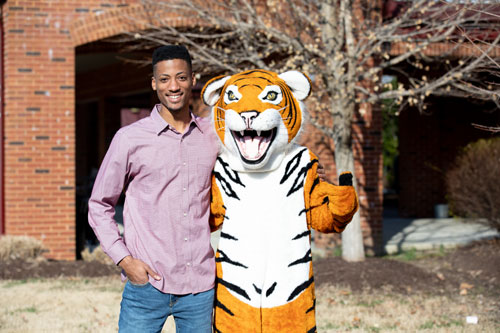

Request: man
left=88, top=45, right=218, bottom=332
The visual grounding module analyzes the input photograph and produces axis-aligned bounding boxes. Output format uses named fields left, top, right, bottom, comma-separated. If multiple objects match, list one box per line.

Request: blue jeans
left=118, top=281, right=214, bottom=333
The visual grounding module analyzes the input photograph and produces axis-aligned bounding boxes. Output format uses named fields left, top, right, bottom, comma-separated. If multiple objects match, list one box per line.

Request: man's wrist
left=118, top=255, right=132, bottom=267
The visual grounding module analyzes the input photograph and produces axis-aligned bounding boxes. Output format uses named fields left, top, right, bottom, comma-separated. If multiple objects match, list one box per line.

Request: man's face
left=152, top=59, right=196, bottom=114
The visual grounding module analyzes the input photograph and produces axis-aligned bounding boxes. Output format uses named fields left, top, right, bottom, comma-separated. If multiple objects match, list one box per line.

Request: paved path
left=383, top=217, right=498, bottom=254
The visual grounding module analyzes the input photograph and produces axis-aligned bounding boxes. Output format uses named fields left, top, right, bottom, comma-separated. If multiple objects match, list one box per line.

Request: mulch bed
left=0, top=259, right=121, bottom=279
left=1, top=238, right=498, bottom=297
left=314, top=238, right=500, bottom=296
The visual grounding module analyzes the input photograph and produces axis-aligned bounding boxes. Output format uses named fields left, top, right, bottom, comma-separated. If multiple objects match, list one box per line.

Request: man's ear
left=151, top=76, right=157, bottom=91
left=191, top=72, right=197, bottom=87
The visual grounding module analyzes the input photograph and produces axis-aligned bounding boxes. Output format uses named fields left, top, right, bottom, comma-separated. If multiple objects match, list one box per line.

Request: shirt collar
left=151, top=104, right=203, bottom=135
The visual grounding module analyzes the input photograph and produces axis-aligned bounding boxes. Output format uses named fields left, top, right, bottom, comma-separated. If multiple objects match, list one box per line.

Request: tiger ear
left=201, top=75, right=231, bottom=106
left=278, top=71, right=311, bottom=101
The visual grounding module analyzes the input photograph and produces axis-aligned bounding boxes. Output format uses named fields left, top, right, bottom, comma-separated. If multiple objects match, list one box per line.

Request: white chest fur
left=214, top=145, right=313, bottom=308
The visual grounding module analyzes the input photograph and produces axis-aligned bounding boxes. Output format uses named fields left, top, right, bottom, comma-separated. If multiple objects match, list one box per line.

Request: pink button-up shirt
left=88, top=105, right=219, bottom=294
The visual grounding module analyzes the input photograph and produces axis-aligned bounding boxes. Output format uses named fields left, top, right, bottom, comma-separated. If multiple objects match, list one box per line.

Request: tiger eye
left=266, top=91, right=277, bottom=101
left=228, top=91, right=237, bottom=101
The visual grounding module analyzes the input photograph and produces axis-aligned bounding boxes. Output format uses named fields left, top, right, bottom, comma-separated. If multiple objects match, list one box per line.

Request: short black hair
left=152, top=45, right=192, bottom=71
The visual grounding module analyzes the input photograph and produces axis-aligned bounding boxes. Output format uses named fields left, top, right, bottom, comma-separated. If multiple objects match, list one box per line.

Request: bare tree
left=118, top=0, right=500, bottom=261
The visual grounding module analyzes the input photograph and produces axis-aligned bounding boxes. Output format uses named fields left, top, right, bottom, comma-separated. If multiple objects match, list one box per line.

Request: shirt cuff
left=106, top=241, right=132, bottom=265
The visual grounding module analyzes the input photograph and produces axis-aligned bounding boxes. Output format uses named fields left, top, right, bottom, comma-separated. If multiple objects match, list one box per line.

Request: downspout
left=0, top=0, right=6, bottom=235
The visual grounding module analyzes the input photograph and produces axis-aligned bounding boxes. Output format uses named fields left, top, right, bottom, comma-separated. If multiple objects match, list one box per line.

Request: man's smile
left=167, top=94, right=181, bottom=100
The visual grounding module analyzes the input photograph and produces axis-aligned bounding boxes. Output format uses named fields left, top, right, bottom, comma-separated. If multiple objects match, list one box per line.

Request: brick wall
left=1, top=0, right=138, bottom=260
left=398, top=99, right=500, bottom=217
left=2, top=0, right=384, bottom=259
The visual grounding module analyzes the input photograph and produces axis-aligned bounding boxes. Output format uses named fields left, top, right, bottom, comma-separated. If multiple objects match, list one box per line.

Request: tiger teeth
left=240, top=131, right=245, bottom=136
left=257, top=130, right=261, bottom=136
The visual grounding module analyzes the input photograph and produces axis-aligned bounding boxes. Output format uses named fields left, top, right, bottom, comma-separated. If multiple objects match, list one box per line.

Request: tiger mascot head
left=202, top=69, right=311, bottom=171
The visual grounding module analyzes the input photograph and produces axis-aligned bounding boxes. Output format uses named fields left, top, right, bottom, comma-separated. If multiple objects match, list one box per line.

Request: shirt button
left=184, top=237, right=188, bottom=241
left=183, top=187, right=186, bottom=191
left=186, top=262, right=191, bottom=266
left=183, top=212, right=187, bottom=217
left=182, top=162, right=186, bottom=166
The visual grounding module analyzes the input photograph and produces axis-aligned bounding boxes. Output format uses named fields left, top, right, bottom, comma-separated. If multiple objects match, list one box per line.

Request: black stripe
left=286, top=91, right=294, bottom=129
left=233, top=76, right=273, bottom=85
left=299, top=196, right=329, bottom=216
left=288, top=249, right=312, bottom=267
left=307, top=326, right=317, bottom=333
left=214, top=171, right=240, bottom=200
left=215, top=300, right=234, bottom=316
left=220, top=232, right=238, bottom=240
left=216, top=250, right=248, bottom=268
left=240, top=69, right=272, bottom=76
left=280, top=148, right=306, bottom=184
left=309, top=163, right=320, bottom=195
left=279, top=81, right=298, bottom=130
left=218, top=157, right=245, bottom=187
left=288, top=89, right=298, bottom=130
left=266, top=282, right=277, bottom=297
left=306, top=298, right=316, bottom=313
left=287, top=157, right=318, bottom=197
left=240, top=84, right=262, bottom=89
left=253, top=284, right=262, bottom=294
left=292, top=230, right=310, bottom=240
left=287, top=276, right=314, bottom=301
left=217, top=277, right=251, bottom=300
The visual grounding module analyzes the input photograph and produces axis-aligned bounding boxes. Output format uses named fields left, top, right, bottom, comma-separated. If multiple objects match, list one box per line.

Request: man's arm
left=87, top=131, right=160, bottom=283
left=88, top=131, right=131, bottom=264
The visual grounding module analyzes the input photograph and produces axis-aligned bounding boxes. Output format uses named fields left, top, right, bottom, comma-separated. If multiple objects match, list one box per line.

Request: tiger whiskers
left=275, top=105, right=288, bottom=113
left=216, top=106, right=228, bottom=113
left=213, top=104, right=296, bottom=136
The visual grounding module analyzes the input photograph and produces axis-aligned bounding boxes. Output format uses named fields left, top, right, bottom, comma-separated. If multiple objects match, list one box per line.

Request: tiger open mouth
left=231, top=129, right=277, bottom=164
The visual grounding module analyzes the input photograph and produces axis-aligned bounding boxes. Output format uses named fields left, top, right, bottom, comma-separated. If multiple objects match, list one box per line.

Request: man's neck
left=159, top=106, right=191, bottom=134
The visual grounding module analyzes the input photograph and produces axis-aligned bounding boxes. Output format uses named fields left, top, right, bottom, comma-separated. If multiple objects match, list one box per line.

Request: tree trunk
left=341, top=205, right=365, bottom=261
left=333, top=104, right=366, bottom=262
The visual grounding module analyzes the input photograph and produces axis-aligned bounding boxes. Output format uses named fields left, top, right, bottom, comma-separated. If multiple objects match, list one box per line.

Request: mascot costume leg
left=202, top=69, right=359, bottom=333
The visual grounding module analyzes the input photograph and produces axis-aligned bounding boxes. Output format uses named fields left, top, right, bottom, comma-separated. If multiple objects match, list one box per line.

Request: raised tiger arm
left=304, top=152, right=359, bottom=233
left=210, top=173, right=226, bottom=232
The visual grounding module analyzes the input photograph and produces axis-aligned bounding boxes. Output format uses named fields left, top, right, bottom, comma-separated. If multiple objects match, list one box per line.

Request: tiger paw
left=339, top=172, right=353, bottom=186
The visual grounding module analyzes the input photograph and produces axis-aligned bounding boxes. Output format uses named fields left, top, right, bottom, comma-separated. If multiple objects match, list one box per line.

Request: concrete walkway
left=383, top=217, right=499, bottom=254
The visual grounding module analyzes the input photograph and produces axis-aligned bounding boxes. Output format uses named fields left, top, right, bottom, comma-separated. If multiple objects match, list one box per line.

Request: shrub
left=0, top=235, right=47, bottom=261
left=446, top=138, right=500, bottom=231
left=80, top=245, right=114, bottom=265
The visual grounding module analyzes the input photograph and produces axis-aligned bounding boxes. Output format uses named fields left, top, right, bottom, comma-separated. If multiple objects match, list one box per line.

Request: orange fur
left=210, top=174, right=225, bottom=232
left=304, top=151, right=359, bottom=233
left=214, top=251, right=317, bottom=332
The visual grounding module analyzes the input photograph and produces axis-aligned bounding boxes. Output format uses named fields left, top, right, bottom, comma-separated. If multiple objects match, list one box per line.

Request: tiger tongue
left=240, top=135, right=270, bottom=160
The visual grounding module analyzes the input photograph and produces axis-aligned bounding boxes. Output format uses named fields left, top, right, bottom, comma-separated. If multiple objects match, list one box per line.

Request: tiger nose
left=240, top=111, right=259, bottom=129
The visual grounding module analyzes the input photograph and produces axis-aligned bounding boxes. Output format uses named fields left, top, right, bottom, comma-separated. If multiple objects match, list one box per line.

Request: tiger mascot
left=202, top=69, right=359, bottom=332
